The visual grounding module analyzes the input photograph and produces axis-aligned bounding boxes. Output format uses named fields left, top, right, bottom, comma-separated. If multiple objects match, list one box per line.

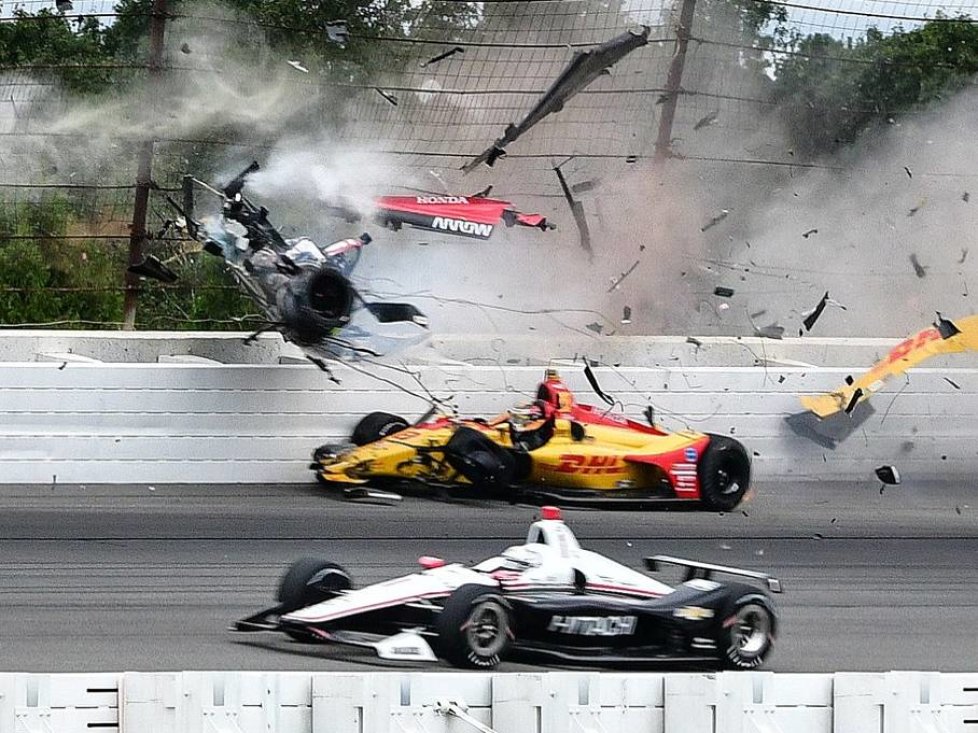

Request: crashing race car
left=311, top=369, right=752, bottom=510
left=234, top=507, right=781, bottom=669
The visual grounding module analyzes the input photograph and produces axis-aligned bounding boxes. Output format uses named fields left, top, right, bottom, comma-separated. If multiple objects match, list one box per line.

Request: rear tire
left=351, top=412, right=409, bottom=446
left=698, top=435, right=751, bottom=511
left=718, top=596, right=775, bottom=669
left=435, top=584, right=512, bottom=669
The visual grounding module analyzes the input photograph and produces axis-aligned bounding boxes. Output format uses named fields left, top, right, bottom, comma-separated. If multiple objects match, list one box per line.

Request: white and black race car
left=234, top=508, right=782, bottom=669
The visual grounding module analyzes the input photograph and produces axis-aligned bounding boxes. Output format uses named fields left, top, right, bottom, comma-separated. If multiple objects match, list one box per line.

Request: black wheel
left=443, top=427, right=516, bottom=496
left=698, top=435, right=751, bottom=511
left=351, top=412, right=409, bottom=446
left=435, top=584, right=513, bottom=669
left=718, top=595, right=775, bottom=669
left=277, top=559, right=353, bottom=642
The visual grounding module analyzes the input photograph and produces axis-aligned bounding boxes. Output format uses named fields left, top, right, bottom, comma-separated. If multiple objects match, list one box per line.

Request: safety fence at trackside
left=4, top=670, right=978, bottom=732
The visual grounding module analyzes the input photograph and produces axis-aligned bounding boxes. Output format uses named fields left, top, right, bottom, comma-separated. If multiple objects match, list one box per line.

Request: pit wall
left=4, top=671, right=977, bottom=732
left=0, top=332, right=973, bottom=483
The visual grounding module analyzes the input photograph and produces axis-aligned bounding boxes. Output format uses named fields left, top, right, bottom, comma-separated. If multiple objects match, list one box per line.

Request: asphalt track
left=1, top=480, right=976, bottom=673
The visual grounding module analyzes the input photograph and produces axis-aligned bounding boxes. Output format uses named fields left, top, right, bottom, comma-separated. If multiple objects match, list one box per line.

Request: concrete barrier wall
left=0, top=356, right=973, bottom=484
left=2, top=671, right=977, bottom=732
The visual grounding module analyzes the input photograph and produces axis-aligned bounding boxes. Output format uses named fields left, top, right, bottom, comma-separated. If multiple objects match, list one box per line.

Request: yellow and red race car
left=311, top=370, right=751, bottom=510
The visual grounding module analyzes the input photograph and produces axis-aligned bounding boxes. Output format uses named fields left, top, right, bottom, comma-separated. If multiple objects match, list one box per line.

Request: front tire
left=435, top=584, right=513, bottom=669
left=698, top=435, right=751, bottom=511
left=718, top=596, right=775, bottom=669
left=277, top=559, right=354, bottom=642
left=351, top=412, right=409, bottom=446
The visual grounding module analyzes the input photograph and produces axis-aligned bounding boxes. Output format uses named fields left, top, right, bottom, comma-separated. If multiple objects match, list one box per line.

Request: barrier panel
left=3, top=671, right=978, bottom=732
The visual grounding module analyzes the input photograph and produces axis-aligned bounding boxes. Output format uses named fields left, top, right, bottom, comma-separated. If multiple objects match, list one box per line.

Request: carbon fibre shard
left=421, top=46, right=464, bottom=67
left=554, top=165, right=593, bottom=259
left=462, top=26, right=650, bottom=172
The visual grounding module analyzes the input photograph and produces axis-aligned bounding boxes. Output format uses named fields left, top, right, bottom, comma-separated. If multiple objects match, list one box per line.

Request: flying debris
left=907, top=199, right=926, bottom=217
left=324, top=20, right=349, bottom=45
left=753, top=323, right=785, bottom=340
left=375, top=88, right=398, bottom=106
left=554, top=162, right=592, bottom=258
left=903, top=166, right=913, bottom=179
left=802, top=228, right=818, bottom=239
left=462, top=26, right=650, bottom=172
left=607, top=261, right=640, bottom=293
left=286, top=60, right=309, bottom=73
left=799, top=313, right=978, bottom=418
left=802, top=291, right=846, bottom=332
left=700, top=210, right=729, bottom=232
left=372, top=194, right=551, bottom=241
left=621, top=306, right=632, bottom=324
left=958, top=248, right=969, bottom=264
left=713, top=286, right=735, bottom=298
left=693, top=110, right=719, bottom=131
left=909, top=253, right=927, bottom=278
left=55, top=0, right=72, bottom=10
left=129, top=162, right=429, bottom=363
left=180, top=42, right=192, bottom=54
left=944, top=377, right=961, bottom=390
left=875, top=465, right=901, bottom=485
left=128, top=255, right=178, bottom=284
left=686, top=336, right=703, bottom=348
left=420, top=46, right=464, bottom=67
left=585, top=322, right=604, bottom=334
left=963, top=192, right=971, bottom=203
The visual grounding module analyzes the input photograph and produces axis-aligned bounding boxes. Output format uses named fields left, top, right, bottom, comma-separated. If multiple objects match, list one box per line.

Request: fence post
left=654, top=0, right=697, bottom=163
left=122, top=0, right=168, bottom=330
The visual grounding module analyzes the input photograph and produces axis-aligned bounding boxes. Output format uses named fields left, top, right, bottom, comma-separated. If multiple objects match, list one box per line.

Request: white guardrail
left=1, top=331, right=976, bottom=483
left=4, top=671, right=978, bottom=733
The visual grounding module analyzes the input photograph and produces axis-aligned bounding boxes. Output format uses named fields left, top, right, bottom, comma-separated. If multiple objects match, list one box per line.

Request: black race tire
left=277, top=558, right=353, bottom=611
left=698, top=435, right=751, bottom=511
left=435, top=584, right=512, bottom=669
left=277, top=559, right=353, bottom=642
left=718, top=595, right=775, bottom=670
left=351, top=412, right=409, bottom=446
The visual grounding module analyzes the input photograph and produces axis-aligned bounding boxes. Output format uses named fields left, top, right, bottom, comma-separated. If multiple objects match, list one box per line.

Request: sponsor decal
left=554, top=454, right=625, bottom=475
left=673, top=605, right=715, bottom=621
left=547, top=615, right=638, bottom=636
left=392, top=646, right=420, bottom=655
left=416, top=195, right=468, bottom=204
left=684, top=447, right=698, bottom=462
left=431, top=216, right=494, bottom=237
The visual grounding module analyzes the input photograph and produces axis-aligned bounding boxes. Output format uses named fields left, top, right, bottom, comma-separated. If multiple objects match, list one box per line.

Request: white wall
left=3, top=670, right=977, bottom=733
left=0, top=358, right=973, bottom=483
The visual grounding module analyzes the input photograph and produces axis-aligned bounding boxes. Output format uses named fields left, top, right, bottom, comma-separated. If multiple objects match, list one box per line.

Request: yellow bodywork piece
left=799, top=314, right=978, bottom=418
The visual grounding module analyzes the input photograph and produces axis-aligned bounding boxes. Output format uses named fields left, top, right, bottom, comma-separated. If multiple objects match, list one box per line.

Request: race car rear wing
left=645, top=555, right=783, bottom=593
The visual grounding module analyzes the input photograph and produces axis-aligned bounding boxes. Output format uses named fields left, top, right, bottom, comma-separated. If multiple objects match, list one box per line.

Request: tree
left=770, top=14, right=978, bottom=157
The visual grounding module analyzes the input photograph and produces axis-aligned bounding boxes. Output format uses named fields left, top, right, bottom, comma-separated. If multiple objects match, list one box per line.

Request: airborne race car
left=312, top=369, right=752, bottom=510
left=235, top=507, right=781, bottom=669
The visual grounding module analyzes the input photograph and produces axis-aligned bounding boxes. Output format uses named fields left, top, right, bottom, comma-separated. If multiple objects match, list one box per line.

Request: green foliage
left=771, top=15, right=978, bottom=157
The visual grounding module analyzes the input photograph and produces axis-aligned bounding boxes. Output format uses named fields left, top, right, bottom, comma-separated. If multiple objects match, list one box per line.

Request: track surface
left=1, top=480, right=976, bottom=673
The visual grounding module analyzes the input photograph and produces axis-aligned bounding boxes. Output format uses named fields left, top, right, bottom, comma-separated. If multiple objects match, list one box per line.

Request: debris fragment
left=325, top=20, right=350, bottom=46
left=56, top=0, right=72, bottom=10
left=555, top=163, right=593, bottom=259
left=585, top=322, right=603, bottom=334
left=754, top=323, right=785, bottom=340
left=571, top=179, right=599, bottom=195
left=963, top=192, right=970, bottom=202
left=903, top=166, right=912, bottom=179
left=934, top=312, right=960, bottom=339
left=582, top=361, right=615, bottom=406
left=462, top=26, right=651, bottom=172
left=180, top=42, right=192, bottom=54
left=375, top=88, right=399, bottom=106
left=944, top=377, right=961, bottom=390
left=421, top=45, right=464, bottom=68
left=802, top=228, right=818, bottom=239
left=58, top=361, right=67, bottom=370
left=812, top=533, right=823, bottom=540
left=701, top=210, right=729, bottom=232
left=959, top=248, right=969, bottom=264
left=875, top=465, right=900, bottom=485
left=713, top=286, right=734, bottom=298
left=127, top=255, right=179, bottom=284
left=287, top=60, right=310, bottom=73
left=621, top=306, right=632, bottom=324
left=843, top=388, right=863, bottom=414
left=607, top=260, right=639, bottom=292
left=777, top=374, right=786, bottom=384
left=686, top=336, right=703, bottom=348
left=956, top=506, right=962, bottom=515
left=693, top=110, right=719, bottom=130
left=802, top=291, right=846, bottom=332
left=908, top=198, right=926, bottom=217
left=909, top=253, right=927, bottom=278
left=831, top=517, right=837, bottom=523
